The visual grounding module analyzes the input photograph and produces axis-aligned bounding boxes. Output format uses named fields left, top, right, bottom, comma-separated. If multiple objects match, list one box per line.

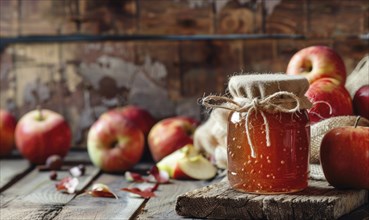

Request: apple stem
left=37, top=105, right=44, bottom=121
left=354, top=116, right=361, bottom=128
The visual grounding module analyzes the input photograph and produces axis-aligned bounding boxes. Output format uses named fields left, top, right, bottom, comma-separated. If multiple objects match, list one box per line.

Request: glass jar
left=227, top=110, right=310, bottom=194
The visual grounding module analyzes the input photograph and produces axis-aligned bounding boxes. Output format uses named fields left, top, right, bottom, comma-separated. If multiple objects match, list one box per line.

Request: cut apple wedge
left=178, top=154, right=217, bottom=180
left=157, top=144, right=217, bottom=180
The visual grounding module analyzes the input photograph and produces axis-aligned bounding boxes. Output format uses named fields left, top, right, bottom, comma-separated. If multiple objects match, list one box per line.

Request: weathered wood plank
left=0, top=165, right=99, bottom=219
left=265, top=0, right=306, bottom=35
left=63, top=150, right=95, bottom=165
left=0, top=0, right=19, bottom=37
left=134, top=41, right=179, bottom=119
left=333, top=39, right=369, bottom=75
left=19, top=0, right=76, bottom=35
left=212, top=40, right=244, bottom=93
left=136, top=176, right=224, bottom=220
left=0, top=159, right=32, bottom=191
left=179, top=41, right=217, bottom=98
left=0, top=46, right=17, bottom=113
left=243, top=39, right=276, bottom=73
left=179, top=40, right=243, bottom=97
left=54, top=173, right=147, bottom=220
left=79, top=0, right=138, bottom=35
left=61, top=42, right=136, bottom=147
left=12, top=43, right=66, bottom=117
left=214, top=0, right=263, bottom=34
left=307, top=0, right=368, bottom=38
left=138, top=0, right=214, bottom=35
left=176, top=180, right=368, bottom=220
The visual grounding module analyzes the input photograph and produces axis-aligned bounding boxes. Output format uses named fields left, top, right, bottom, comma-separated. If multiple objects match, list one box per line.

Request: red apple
left=87, top=111, right=144, bottom=173
left=320, top=125, right=369, bottom=189
left=15, top=109, right=71, bottom=164
left=107, top=105, right=156, bottom=135
left=306, top=78, right=353, bottom=124
left=286, top=46, right=347, bottom=85
left=0, top=109, right=17, bottom=157
left=148, top=116, right=199, bottom=162
left=353, top=85, right=369, bottom=120
left=157, top=144, right=217, bottom=180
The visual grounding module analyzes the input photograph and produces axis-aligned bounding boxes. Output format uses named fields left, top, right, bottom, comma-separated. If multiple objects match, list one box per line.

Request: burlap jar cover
left=195, top=73, right=312, bottom=168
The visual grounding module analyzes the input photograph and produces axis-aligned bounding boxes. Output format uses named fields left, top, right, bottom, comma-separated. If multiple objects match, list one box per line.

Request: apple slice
left=178, top=154, right=217, bottom=180
left=157, top=144, right=217, bottom=180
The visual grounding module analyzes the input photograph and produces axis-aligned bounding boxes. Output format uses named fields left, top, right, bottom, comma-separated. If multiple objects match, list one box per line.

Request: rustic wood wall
left=1, top=0, right=368, bottom=147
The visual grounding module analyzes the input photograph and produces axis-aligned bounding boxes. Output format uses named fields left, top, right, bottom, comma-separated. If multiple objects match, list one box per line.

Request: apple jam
left=227, top=110, right=310, bottom=194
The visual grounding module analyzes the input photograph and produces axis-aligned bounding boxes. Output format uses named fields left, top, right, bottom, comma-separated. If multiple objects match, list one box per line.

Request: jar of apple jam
left=203, top=74, right=312, bottom=194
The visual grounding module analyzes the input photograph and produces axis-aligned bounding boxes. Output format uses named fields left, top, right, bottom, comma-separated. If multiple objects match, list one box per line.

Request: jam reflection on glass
left=227, top=110, right=310, bottom=194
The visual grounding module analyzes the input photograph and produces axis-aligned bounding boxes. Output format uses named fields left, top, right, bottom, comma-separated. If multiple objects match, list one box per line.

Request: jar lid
left=228, top=73, right=312, bottom=109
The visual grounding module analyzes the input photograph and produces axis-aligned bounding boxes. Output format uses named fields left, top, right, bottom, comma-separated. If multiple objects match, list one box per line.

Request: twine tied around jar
left=202, top=91, right=302, bottom=158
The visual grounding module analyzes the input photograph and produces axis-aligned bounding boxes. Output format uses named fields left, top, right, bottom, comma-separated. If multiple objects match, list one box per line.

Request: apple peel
left=147, top=165, right=170, bottom=184
left=121, top=183, right=159, bottom=199
left=125, top=171, right=146, bottom=182
left=87, top=183, right=118, bottom=199
left=55, top=177, right=79, bottom=194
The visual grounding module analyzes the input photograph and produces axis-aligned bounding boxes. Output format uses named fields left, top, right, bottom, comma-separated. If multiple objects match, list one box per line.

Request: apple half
left=157, top=144, right=217, bottom=180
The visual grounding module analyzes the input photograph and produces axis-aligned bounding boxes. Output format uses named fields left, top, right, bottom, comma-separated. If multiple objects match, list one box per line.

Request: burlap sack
left=345, top=55, right=369, bottom=98
left=194, top=107, right=229, bottom=169
left=310, top=116, right=369, bottom=164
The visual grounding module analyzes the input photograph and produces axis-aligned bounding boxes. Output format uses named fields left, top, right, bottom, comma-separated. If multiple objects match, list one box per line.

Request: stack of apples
left=287, top=46, right=369, bottom=189
left=286, top=45, right=353, bottom=124
left=87, top=106, right=155, bottom=173
left=148, top=117, right=217, bottom=180
left=87, top=106, right=217, bottom=179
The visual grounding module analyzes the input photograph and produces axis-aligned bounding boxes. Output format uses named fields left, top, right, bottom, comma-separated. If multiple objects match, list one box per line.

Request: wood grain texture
left=333, top=39, right=369, bottom=75
left=179, top=41, right=217, bottom=97
left=79, top=0, right=138, bottom=35
left=0, top=159, right=31, bottom=191
left=54, top=173, right=147, bottom=220
left=0, top=46, right=16, bottom=112
left=134, top=41, right=179, bottom=118
left=0, top=165, right=99, bottom=220
left=265, top=0, right=306, bottom=35
left=19, top=0, right=76, bottom=35
left=179, top=40, right=243, bottom=97
left=61, top=42, right=136, bottom=146
left=0, top=0, right=19, bottom=37
left=214, top=0, right=263, bottom=34
left=176, top=180, right=368, bottom=220
left=136, top=176, right=224, bottom=220
left=138, top=0, right=214, bottom=35
left=12, top=44, right=66, bottom=117
left=307, top=0, right=369, bottom=37
left=243, top=39, right=277, bottom=73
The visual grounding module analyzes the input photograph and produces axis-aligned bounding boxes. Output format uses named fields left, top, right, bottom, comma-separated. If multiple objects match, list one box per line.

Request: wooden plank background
left=0, top=0, right=368, bottom=148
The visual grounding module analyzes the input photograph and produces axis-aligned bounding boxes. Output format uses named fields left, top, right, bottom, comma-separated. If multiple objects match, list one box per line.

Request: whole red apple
left=286, top=46, right=347, bottom=85
left=87, top=111, right=144, bottom=173
left=148, top=116, right=199, bottom=162
left=306, top=78, right=353, bottom=124
left=15, top=109, right=71, bottom=164
left=353, top=85, right=369, bottom=120
left=320, top=125, right=369, bottom=189
left=107, top=105, right=156, bottom=135
left=0, top=109, right=17, bottom=157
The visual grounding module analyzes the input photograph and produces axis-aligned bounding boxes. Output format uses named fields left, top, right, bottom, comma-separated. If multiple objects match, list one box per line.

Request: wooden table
left=0, top=151, right=368, bottom=220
